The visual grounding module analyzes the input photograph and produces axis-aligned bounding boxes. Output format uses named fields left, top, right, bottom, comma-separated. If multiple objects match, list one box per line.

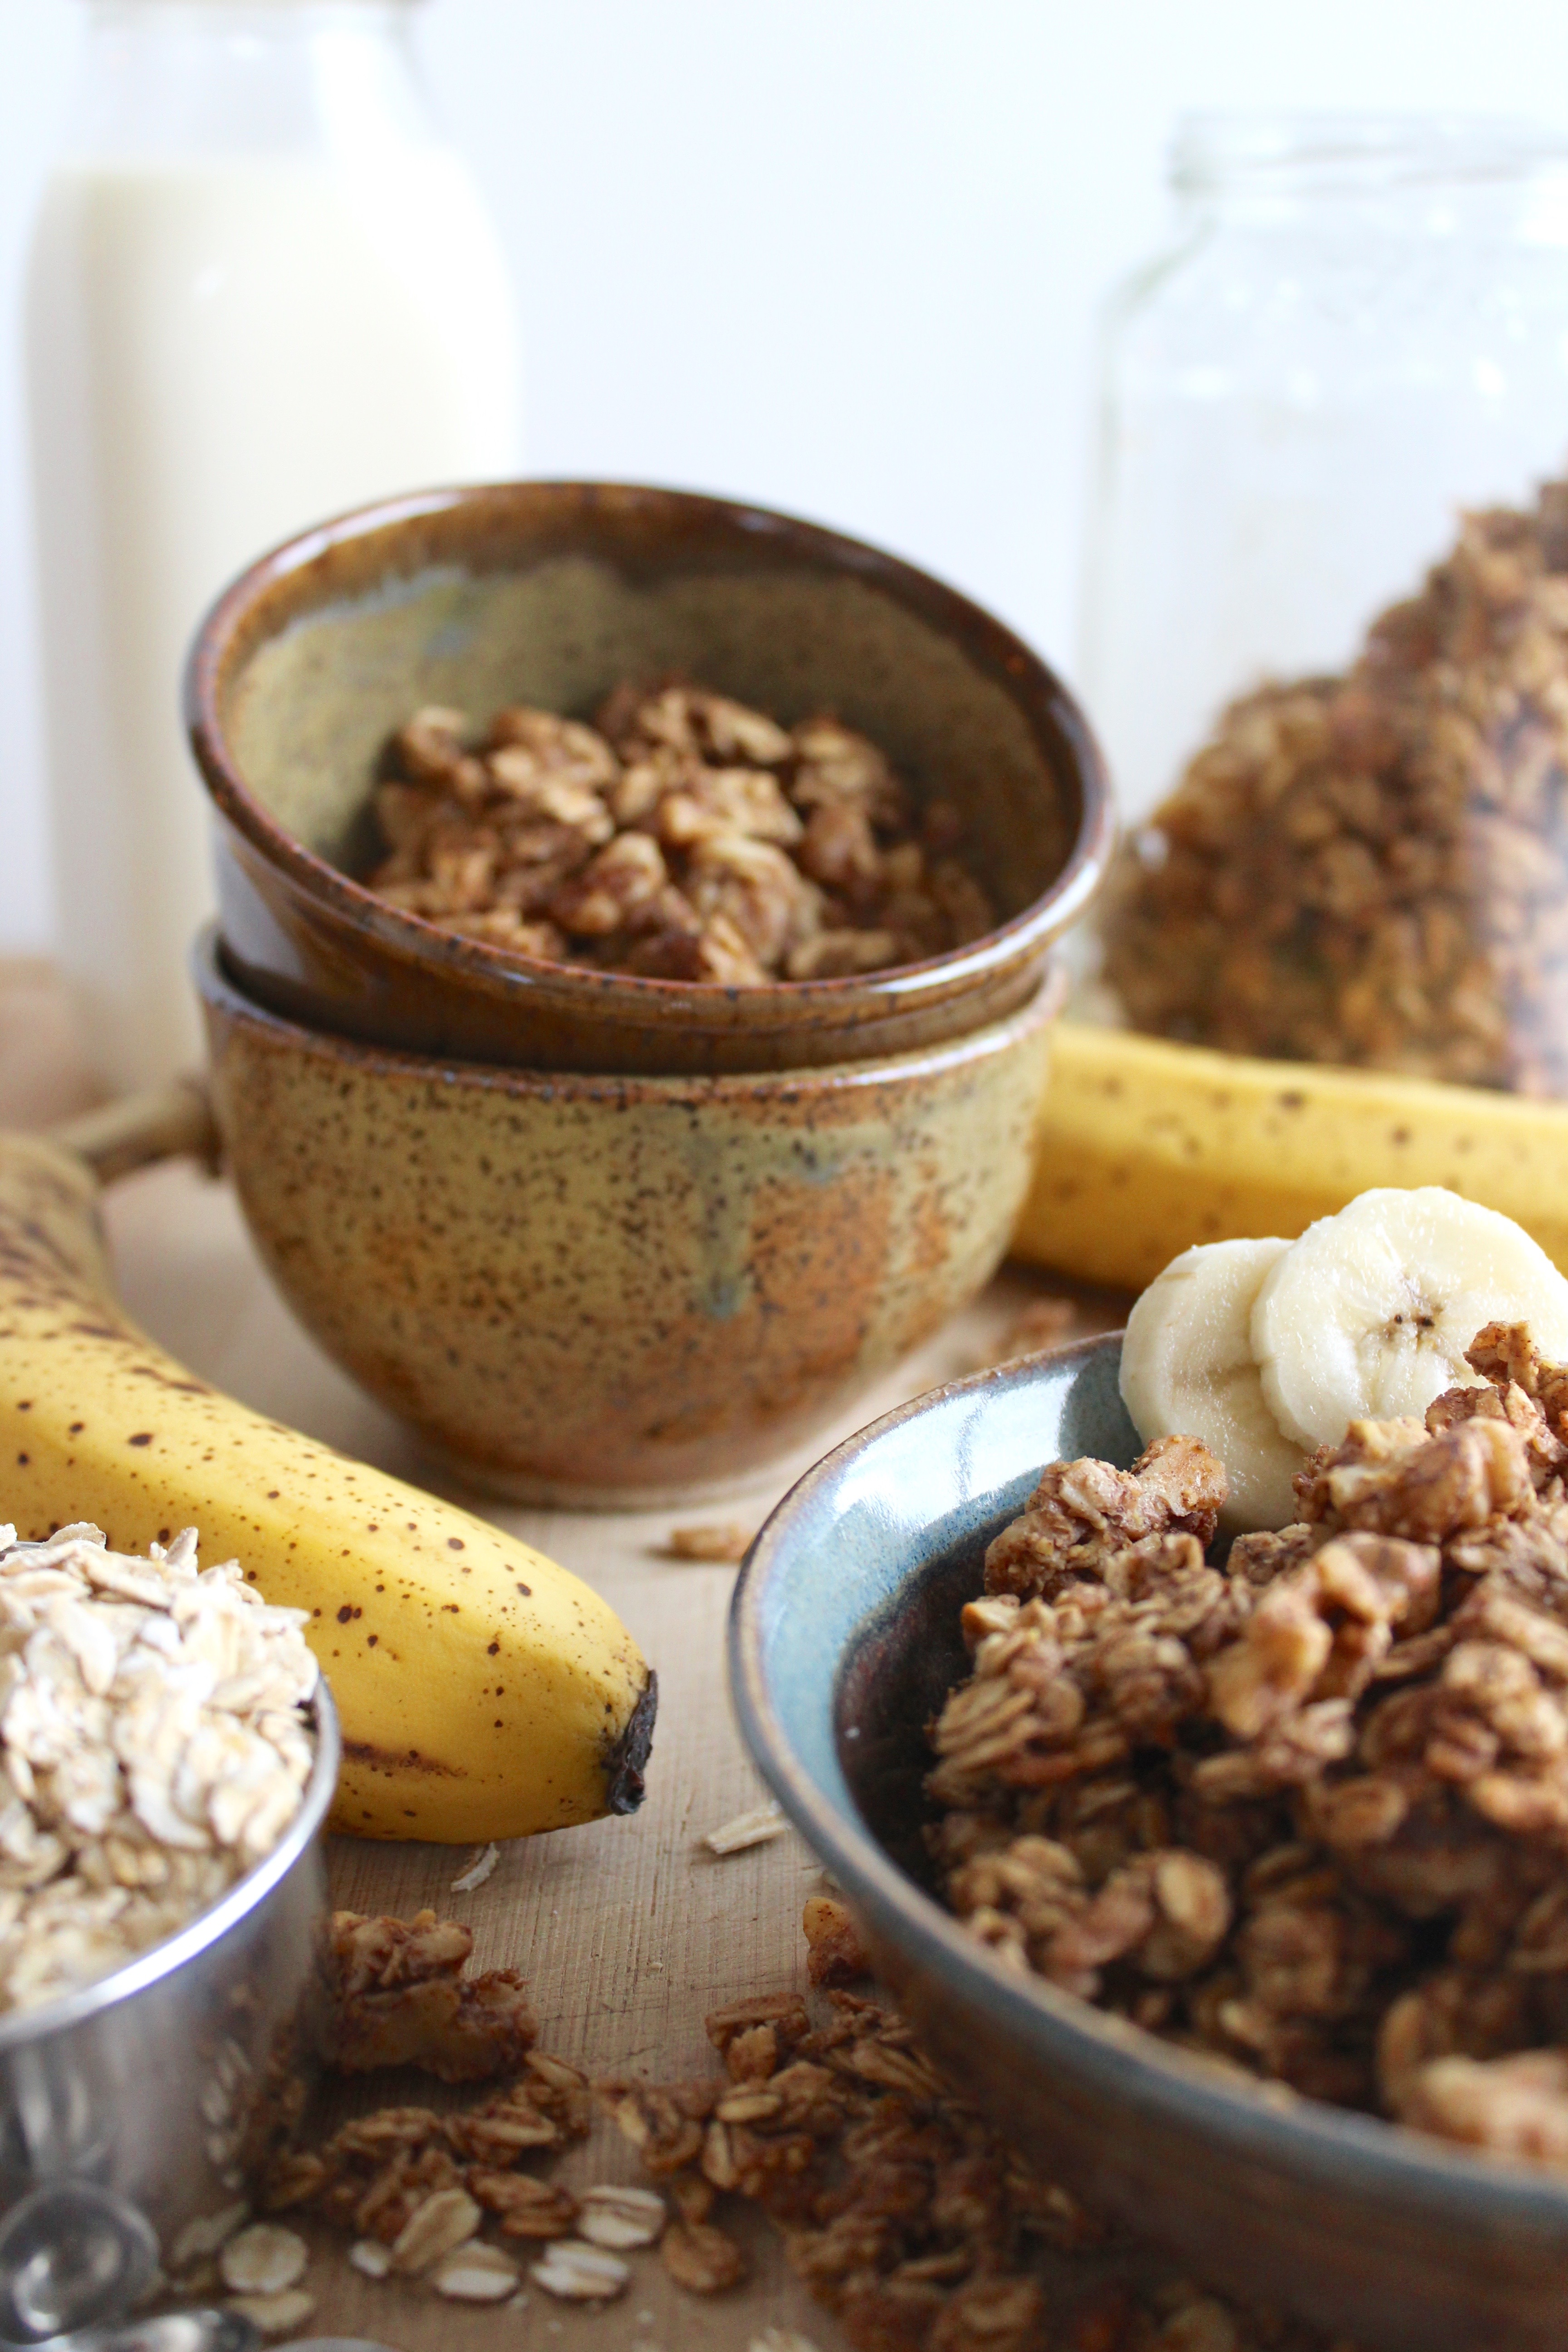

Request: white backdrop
left=5, top=0, right=1568, bottom=954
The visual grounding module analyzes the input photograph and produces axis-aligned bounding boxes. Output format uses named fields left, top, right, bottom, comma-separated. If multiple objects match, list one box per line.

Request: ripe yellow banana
left=0, top=1129, right=655, bottom=1844
left=1016, top=1023, right=1568, bottom=1293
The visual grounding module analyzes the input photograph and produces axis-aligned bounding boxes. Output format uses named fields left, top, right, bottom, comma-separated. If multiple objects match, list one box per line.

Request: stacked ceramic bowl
left=186, top=484, right=1110, bottom=1505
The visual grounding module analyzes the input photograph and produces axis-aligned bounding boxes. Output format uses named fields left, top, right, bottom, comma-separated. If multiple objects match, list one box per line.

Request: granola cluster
left=0, top=1523, right=317, bottom=2012
left=365, top=683, right=995, bottom=984
left=1101, top=481, right=1568, bottom=1093
left=326, top=1907, right=538, bottom=2083
left=930, top=1322, right=1568, bottom=2168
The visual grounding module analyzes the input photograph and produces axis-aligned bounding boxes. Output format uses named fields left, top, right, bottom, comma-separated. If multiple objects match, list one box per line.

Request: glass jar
left=1080, top=117, right=1568, bottom=1095
left=27, top=0, right=523, bottom=1092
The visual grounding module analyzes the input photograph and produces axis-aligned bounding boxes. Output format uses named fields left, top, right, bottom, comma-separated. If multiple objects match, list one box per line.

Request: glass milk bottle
left=27, top=0, right=523, bottom=1091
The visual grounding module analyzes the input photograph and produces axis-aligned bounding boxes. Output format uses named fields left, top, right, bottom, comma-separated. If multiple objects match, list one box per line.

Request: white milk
left=28, top=149, right=521, bottom=1089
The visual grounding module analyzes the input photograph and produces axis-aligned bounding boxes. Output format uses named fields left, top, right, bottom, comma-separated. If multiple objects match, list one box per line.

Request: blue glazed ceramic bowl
left=730, top=1333, right=1568, bottom=2352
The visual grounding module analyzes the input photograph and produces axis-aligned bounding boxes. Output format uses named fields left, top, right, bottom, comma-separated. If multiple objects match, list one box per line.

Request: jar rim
left=1171, top=111, right=1568, bottom=197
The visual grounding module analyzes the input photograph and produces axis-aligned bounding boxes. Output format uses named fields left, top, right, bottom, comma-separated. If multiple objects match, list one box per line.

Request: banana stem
left=48, top=1077, right=221, bottom=1188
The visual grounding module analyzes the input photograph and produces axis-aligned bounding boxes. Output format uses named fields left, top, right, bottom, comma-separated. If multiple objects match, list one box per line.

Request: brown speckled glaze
left=186, top=481, right=1111, bottom=1076
left=195, top=932, right=1061, bottom=1505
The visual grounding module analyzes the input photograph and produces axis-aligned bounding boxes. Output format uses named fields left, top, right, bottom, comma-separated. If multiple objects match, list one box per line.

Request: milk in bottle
left=27, top=0, right=522, bottom=1088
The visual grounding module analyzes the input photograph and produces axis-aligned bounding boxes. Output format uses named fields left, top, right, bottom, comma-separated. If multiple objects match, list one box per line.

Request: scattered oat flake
left=663, top=1523, right=753, bottom=1563
left=390, top=2185, right=481, bottom=2275
left=704, top=1804, right=788, bottom=1857
left=750, top=2332, right=824, bottom=2352
left=348, top=2237, right=392, bottom=2279
left=576, top=2183, right=666, bottom=2249
left=530, top=2239, right=630, bottom=2300
left=451, top=1841, right=500, bottom=1894
left=432, top=2241, right=521, bottom=2301
left=170, top=2200, right=250, bottom=2271
left=219, top=2223, right=308, bottom=2296
left=224, top=2289, right=315, bottom=2337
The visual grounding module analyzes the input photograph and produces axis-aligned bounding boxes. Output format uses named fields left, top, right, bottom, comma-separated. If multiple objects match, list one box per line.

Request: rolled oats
left=388, top=2184, right=481, bottom=2275
left=365, top=683, right=995, bottom=985
left=705, top=1805, right=788, bottom=1857
left=450, top=1842, right=500, bottom=1894
left=1102, top=481, right=1568, bottom=1095
left=0, top=1525, right=316, bottom=2013
left=223, top=2289, right=316, bottom=2337
left=431, top=2240, right=523, bottom=2300
left=576, top=2184, right=667, bottom=2249
left=529, top=2239, right=631, bottom=2301
left=217, top=2223, right=308, bottom=2295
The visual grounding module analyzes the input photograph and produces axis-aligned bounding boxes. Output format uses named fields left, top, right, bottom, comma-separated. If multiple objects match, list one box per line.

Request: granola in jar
left=1100, top=482, right=1568, bottom=1095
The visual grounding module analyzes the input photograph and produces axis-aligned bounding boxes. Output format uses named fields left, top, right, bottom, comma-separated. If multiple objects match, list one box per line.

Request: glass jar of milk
left=27, top=0, right=523, bottom=1091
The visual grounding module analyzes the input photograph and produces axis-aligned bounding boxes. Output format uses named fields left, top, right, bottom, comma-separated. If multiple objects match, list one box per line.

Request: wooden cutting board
left=101, top=1153, right=1123, bottom=2350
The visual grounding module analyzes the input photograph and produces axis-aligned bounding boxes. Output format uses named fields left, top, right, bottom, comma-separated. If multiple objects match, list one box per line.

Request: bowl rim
left=184, top=477, right=1114, bottom=1032
left=0, top=1678, right=339, bottom=2053
left=729, top=1331, right=1568, bottom=2233
left=194, top=923, right=1066, bottom=1096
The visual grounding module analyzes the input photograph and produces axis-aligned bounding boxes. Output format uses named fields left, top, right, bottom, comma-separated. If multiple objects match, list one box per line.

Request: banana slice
left=1252, top=1186, right=1568, bottom=1452
left=1120, top=1235, right=1306, bottom=1534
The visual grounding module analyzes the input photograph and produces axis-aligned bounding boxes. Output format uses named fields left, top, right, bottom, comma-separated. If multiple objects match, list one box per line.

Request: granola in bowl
left=364, top=682, right=996, bottom=985
left=0, top=1521, right=318, bottom=2013
left=927, top=1320, right=1568, bottom=2172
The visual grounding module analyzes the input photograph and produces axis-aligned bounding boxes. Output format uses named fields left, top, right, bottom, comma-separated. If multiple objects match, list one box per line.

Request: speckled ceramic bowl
left=194, top=931, right=1060, bottom=1506
left=731, top=1334, right=1568, bottom=2352
left=186, top=481, right=1110, bottom=1076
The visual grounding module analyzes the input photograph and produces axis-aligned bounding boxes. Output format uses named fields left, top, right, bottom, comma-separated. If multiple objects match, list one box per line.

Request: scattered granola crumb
left=451, top=1842, right=500, bottom=1894
left=326, top=1908, right=537, bottom=2082
left=348, top=2237, right=392, bottom=2279
left=663, top=1524, right=755, bottom=1565
left=704, top=1805, right=789, bottom=1857
left=802, top=1894, right=872, bottom=1988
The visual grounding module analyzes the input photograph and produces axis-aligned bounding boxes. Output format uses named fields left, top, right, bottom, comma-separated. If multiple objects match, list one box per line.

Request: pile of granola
left=271, top=1902, right=1335, bottom=2349
left=365, top=682, right=995, bottom=984
left=928, top=1321, right=1568, bottom=2169
left=0, top=1523, right=317, bottom=2012
left=1101, top=481, right=1568, bottom=1093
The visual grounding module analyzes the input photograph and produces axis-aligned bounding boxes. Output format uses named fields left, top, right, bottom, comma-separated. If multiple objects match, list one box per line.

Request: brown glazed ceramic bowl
left=732, top=1335, right=1568, bottom=2352
left=193, top=931, right=1060, bottom=1506
left=186, top=481, right=1110, bottom=1076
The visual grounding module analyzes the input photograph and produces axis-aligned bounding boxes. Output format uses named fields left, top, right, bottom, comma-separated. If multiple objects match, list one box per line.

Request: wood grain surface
left=98, top=1149, right=1121, bottom=2352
